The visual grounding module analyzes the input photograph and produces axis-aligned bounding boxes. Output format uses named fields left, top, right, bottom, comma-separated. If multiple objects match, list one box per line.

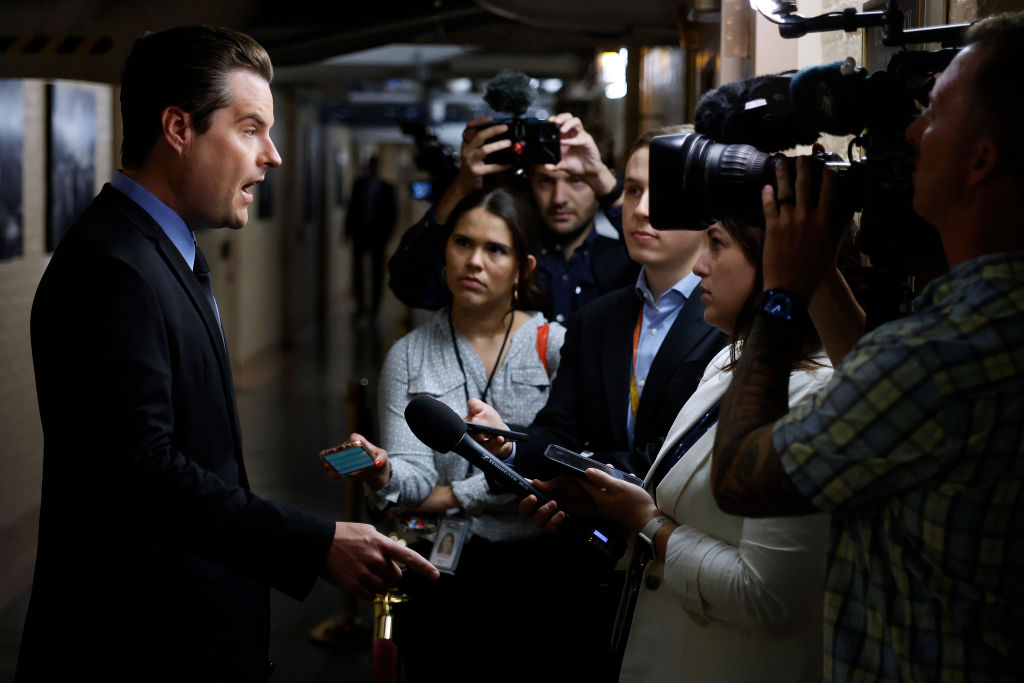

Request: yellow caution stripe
left=0, top=35, right=113, bottom=55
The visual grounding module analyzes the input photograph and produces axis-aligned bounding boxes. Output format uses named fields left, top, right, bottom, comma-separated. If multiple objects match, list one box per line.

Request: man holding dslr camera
left=389, top=113, right=637, bottom=322
left=710, top=12, right=1024, bottom=681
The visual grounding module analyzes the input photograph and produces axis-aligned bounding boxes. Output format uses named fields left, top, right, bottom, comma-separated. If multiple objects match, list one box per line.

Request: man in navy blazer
left=511, top=281, right=723, bottom=480
left=471, top=128, right=725, bottom=481
left=467, top=129, right=724, bottom=682
left=18, top=26, right=436, bottom=682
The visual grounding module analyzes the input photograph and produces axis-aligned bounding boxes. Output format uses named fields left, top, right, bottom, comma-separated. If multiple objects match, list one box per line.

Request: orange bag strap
left=536, top=323, right=550, bottom=376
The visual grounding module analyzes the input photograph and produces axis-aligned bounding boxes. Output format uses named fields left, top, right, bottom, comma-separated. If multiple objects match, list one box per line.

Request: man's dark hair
left=120, top=25, right=273, bottom=169
left=627, top=124, right=694, bottom=161
left=964, top=11, right=1024, bottom=188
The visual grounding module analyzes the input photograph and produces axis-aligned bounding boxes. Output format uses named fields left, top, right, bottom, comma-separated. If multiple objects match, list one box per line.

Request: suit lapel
left=100, top=187, right=246, bottom=481
left=600, top=289, right=642, bottom=446
left=643, top=369, right=729, bottom=497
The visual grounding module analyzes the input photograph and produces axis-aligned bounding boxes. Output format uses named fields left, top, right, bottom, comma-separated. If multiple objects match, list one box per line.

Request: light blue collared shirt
left=626, top=267, right=701, bottom=443
left=111, top=171, right=223, bottom=332
left=111, top=170, right=195, bottom=269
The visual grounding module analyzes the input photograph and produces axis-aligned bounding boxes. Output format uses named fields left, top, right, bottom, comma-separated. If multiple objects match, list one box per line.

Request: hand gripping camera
left=477, top=72, right=560, bottom=169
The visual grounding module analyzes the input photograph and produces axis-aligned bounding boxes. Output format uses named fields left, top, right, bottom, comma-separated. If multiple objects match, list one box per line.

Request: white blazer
left=619, top=345, right=833, bottom=683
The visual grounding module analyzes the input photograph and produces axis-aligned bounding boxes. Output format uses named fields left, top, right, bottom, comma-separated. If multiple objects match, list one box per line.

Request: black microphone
left=404, top=396, right=624, bottom=558
left=404, top=396, right=551, bottom=503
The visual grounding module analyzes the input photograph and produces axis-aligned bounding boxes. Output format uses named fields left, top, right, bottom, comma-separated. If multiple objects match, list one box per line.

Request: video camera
left=649, top=0, right=969, bottom=297
left=400, top=121, right=460, bottom=202
left=476, top=72, right=560, bottom=169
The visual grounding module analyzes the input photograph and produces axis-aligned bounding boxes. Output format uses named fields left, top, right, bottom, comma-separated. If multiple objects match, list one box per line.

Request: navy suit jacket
left=18, top=186, right=334, bottom=682
left=513, top=284, right=726, bottom=480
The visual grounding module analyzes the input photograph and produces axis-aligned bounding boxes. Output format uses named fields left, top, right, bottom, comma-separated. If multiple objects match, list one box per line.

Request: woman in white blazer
left=574, top=216, right=834, bottom=682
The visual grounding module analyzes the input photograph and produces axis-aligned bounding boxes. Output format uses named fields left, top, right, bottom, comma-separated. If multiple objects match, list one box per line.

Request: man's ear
left=161, top=106, right=192, bottom=156
left=524, top=254, right=537, bottom=279
left=965, top=137, right=999, bottom=188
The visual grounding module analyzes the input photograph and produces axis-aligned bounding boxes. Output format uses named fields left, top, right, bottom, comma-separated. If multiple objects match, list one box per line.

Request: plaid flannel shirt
left=774, top=252, right=1024, bottom=682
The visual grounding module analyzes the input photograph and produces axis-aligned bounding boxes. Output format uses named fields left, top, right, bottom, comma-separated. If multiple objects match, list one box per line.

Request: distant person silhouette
left=346, top=156, right=396, bottom=317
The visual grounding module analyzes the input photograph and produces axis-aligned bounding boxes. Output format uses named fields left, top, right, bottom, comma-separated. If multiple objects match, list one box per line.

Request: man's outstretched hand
left=322, top=522, right=439, bottom=600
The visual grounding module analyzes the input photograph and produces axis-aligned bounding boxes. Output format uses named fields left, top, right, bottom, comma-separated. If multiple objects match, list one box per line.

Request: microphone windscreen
left=483, top=72, right=534, bottom=116
left=404, top=396, right=466, bottom=453
left=694, top=79, right=748, bottom=140
left=789, top=61, right=867, bottom=136
left=695, top=74, right=819, bottom=152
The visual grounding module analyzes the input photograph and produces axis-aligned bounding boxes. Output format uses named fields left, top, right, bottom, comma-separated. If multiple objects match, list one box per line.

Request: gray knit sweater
left=369, top=309, right=565, bottom=542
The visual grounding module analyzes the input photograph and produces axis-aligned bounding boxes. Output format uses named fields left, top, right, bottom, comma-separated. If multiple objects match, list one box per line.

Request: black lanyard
left=648, top=402, right=721, bottom=502
left=612, top=401, right=721, bottom=660
left=447, top=309, right=514, bottom=405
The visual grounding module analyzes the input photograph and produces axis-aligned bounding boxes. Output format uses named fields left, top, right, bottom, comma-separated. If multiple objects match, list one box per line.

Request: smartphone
left=543, top=444, right=644, bottom=487
left=319, top=440, right=376, bottom=475
left=465, top=422, right=529, bottom=441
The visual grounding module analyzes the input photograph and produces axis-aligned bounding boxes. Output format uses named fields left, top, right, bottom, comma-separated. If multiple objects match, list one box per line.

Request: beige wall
left=0, top=80, right=112, bottom=525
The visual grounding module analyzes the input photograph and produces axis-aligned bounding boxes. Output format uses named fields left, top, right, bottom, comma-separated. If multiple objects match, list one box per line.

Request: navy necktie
left=193, top=246, right=226, bottom=349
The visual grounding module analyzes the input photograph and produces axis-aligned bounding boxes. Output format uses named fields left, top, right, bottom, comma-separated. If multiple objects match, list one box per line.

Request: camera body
left=477, top=117, right=561, bottom=168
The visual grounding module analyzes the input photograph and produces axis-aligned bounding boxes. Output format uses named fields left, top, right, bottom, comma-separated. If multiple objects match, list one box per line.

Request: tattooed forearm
left=712, top=313, right=816, bottom=517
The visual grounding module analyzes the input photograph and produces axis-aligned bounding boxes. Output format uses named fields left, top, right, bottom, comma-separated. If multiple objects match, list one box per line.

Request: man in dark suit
left=467, top=129, right=723, bottom=681
left=345, top=156, right=397, bottom=317
left=508, top=283, right=722, bottom=479
left=470, top=127, right=723, bottom=481
left=17, top=26, right=436, bottom=682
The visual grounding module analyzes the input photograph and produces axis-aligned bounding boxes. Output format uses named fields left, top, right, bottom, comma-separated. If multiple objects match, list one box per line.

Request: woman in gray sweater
left=349, top=187, right=568, bottom=682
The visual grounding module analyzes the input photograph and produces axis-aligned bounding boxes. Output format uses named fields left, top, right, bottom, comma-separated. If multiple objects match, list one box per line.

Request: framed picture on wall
left=0, top=79, right=24, bottom=261
left=47, top=82, right=96, bottom=252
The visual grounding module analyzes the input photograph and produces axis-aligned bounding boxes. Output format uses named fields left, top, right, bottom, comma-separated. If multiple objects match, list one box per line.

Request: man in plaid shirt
left=710, top=12, right=1024, bottom=682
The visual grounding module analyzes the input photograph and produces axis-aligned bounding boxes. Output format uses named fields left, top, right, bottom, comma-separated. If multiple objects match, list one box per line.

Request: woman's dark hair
left=445, top=187, right=547, bottom=312
left=120, top=26, right=273, bottom=169
left=719, top=217, right=823, bottom=371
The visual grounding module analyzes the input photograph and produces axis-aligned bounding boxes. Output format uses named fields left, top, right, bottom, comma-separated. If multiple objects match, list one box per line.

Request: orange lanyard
left=629, top=310, right=643, bottom=420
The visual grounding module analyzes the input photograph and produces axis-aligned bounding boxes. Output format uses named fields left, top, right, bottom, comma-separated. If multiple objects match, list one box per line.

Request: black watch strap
left=761, top=288, right=805, bottom=322
left=596, top=172, right=624, bottom=209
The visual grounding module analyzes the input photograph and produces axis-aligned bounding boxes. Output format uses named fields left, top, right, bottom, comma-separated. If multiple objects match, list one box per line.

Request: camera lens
left=649, top=133, right=774, bottom=230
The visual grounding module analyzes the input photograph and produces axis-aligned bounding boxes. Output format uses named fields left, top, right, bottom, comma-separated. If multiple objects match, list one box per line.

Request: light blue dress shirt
left=110, top=171, right=222, bottom=329
left=626, top=268, right=701, bottom=444
left=111, top=170, right=195, bottom=269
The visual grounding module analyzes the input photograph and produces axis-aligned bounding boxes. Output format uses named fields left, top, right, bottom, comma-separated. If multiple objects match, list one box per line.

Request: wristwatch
left=638, top=514, right=672, bottom=547
left=596, top=172, right=624, bottom=209
left=760, top=288, right=804, bottom=322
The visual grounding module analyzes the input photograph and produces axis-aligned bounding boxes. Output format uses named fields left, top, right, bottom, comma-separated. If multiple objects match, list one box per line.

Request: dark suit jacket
left=17, top=186, right=334, bottom=682
left=513, top=284, right=726, bottom=479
